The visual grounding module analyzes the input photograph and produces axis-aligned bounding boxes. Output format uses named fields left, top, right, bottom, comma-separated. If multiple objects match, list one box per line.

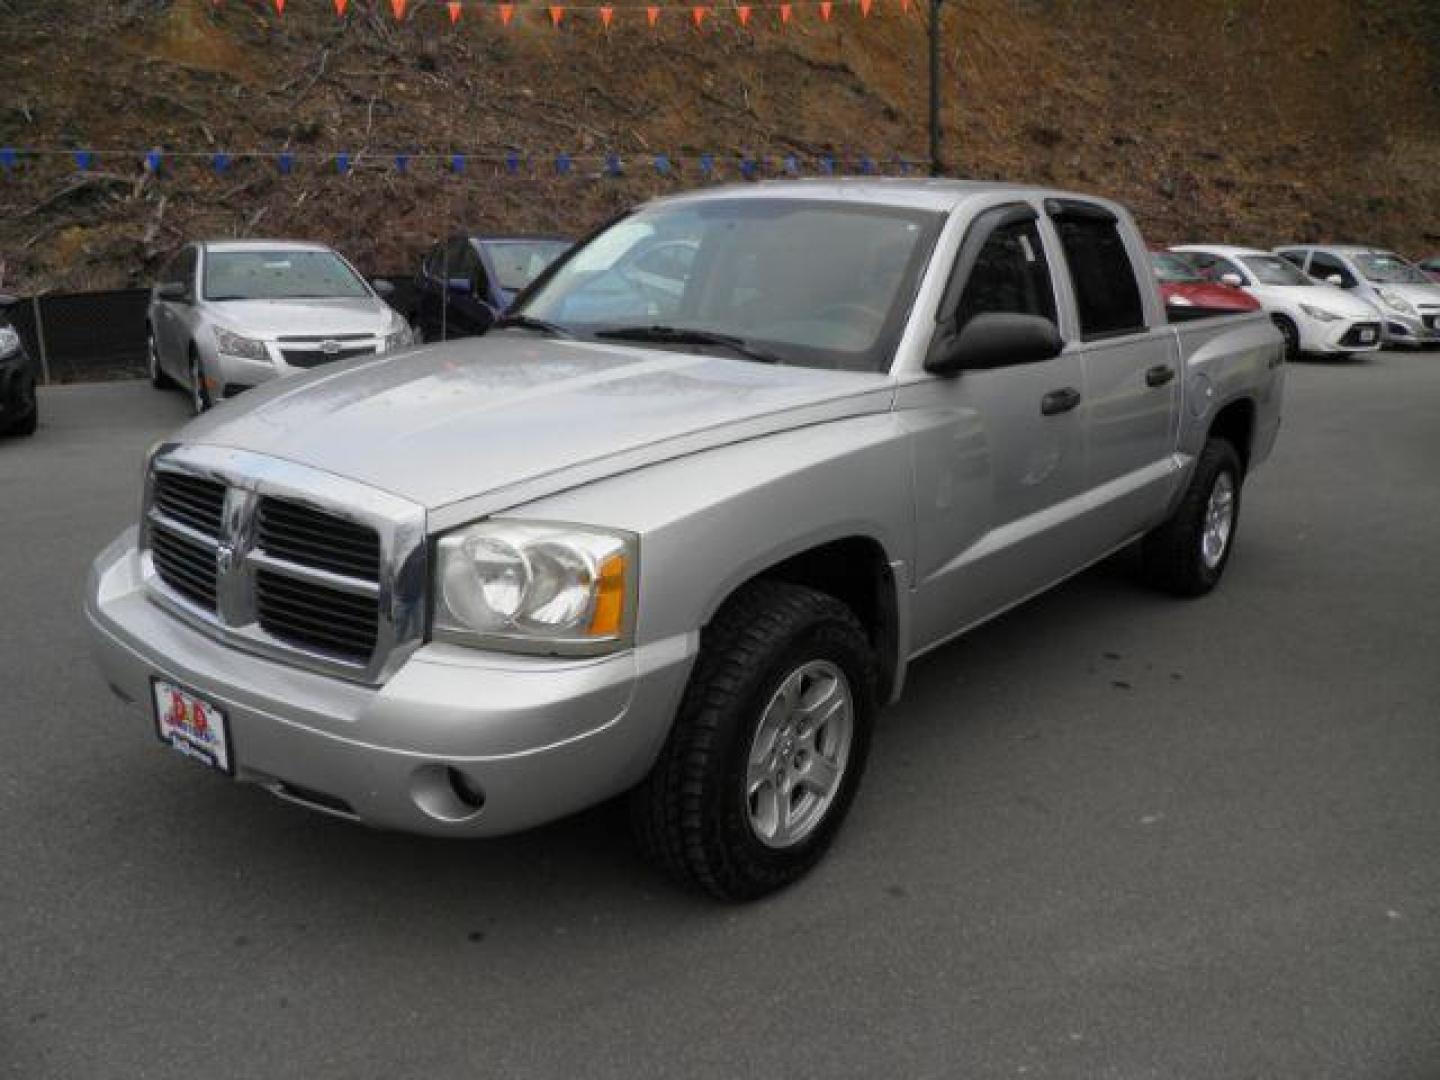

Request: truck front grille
left=140, top=448, right=426, bottom=685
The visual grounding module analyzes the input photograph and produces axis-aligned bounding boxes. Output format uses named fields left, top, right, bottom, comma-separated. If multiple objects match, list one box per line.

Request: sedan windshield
left=1353, top=252, right=1430, bottom=285
left=481, top=240, right=571, bottom=293
left=1241, top=255, right=1313, bottom=286
left=513, top=199, right=945, bottom=372
left=204, top=250, right=370, bottom=301
left=1150, top=252, right=1205, bottom=284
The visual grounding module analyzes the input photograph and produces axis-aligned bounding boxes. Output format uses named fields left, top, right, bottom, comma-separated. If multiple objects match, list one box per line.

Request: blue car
left=412, top=234, right=571, bottom=342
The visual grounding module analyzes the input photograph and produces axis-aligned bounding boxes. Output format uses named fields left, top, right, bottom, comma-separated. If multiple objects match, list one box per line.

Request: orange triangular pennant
left=692, top=5, right=708, bottom=27
left=736, top=4, right=751, bottom=24
left=549, top=5, right=564, bottom=26
left=499, top=3, right=515, bottom=24
left=646, top=5, right=660, bottom=25
left=859, top=0, right=871, bottom=15
left=390, top=0, right=407, bottom=19
left=333, top=0, right=347, bottom=15
left=779, top=3, right=792, bottom=23
left=899, top=0, right=909, bottom=11
left=447, top=1, right=461, bottom=22
left=820, top=0, right=832, bottom=18
left=600, top=5, right=614, bottom=27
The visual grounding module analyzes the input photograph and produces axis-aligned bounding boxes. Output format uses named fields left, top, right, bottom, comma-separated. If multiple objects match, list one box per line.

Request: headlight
left=0, top=324, right=20, bottom=358
left=1299, top=304, right=1342, bottom=322
left=1378, top=289, right=1416, bottom=316
left=433, top=520, right=636, bottom=655
left=215, top=328, right=270, bottom=362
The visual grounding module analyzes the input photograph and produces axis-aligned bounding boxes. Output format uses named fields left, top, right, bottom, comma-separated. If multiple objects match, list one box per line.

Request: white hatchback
left=1172, top=244, right=1382, bottom=360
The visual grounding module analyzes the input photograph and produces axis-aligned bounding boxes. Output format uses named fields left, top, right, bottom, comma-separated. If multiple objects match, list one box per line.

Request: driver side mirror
left=926, top=312, right=1064, bottom=376
left=1324, top=274, right=1346, bottom=288
left=156, top=281, right=189, bottom=303
left=1220, top=272, right=1244, bottom=288
left=371, top=278, right=396, bottom=298
left=447, top=276, right=473, bottom=295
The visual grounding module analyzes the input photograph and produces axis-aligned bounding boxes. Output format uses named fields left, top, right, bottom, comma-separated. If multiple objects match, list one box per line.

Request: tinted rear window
left=1054, top=216, right=1145, bottom=338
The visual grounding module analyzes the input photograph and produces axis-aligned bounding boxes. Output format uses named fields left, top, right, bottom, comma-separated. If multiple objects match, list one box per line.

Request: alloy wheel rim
left=189, top=356, right=206, bottom=413
left=745, top=659, right=854, bottom=850
left=1202, top=472, right=1235, bottom=569
left=147, top=332, right=159, bottom=380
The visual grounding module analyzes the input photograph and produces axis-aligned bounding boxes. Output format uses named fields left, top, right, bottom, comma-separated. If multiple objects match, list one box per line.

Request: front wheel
left=188, top=348, right=213, bottom=414
left=1271, top=314, right=1300, bottom=363
left=147, top=327, right=174, bottom=389
left=1141, top=437, right=1243, bottom=597
left=631, top=580, right=876, bottom=901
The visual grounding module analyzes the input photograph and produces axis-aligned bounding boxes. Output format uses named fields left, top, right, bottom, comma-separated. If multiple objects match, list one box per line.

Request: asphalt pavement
left=2, top=357, right=1438, bottom=1079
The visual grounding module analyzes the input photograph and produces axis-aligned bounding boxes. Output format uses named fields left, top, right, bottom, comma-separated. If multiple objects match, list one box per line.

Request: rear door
left=1047, top=200, right=1182, bottom=550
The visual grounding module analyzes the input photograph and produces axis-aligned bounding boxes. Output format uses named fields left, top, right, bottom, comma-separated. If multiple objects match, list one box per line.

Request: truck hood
left=179, top=335, right=893, bottom=512
left=202, top=297, right=398, bottom=339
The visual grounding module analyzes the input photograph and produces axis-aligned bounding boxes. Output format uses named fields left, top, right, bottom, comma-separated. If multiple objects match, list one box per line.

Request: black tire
left=1141, top=437, right=1243, bottom=597
left=6, top=398, right=37, bottom=437
left=631, top=580, right=877, bottom=901
left=188, top=347, right=212, bottom=414
left=1271, top=314, right=1300, bottom=363
left=146, top=326, right=174, bottom=389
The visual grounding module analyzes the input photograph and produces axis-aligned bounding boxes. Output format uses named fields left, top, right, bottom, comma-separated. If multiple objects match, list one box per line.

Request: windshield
left=1353, top=252, right=1430, bottom=285
left=514, top=199, right=945, bottom=372
left=203, top=250, right=371, bottom=301
left=481, top=240, right=571, bottom=293
left=1150, top=252, right=1205, bottom=284
left=1241, top=255, right=1312, bottom=286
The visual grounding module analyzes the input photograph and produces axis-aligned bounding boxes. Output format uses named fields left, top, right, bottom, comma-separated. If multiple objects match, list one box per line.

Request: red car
left=1417, top=255, right=1440, bottom=284
left=1150, top=249, right=1260, bottom=319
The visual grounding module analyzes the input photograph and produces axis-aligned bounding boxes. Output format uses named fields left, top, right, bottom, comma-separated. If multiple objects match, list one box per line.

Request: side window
left=1052, top=214, right=1145, bottom=338
left=166, top=246, right=197, bottom=298
left=1187, top=253, right=1246, bottom=285
left=1277, top=249, right=1307, bottom=269
left=1309, top=251, right=1356, bottom=288
left=443, top=238, right=470, bottom=283
left=953, top=219, right=1057, bottom=329
left=458, top=244, right=488, bottom=297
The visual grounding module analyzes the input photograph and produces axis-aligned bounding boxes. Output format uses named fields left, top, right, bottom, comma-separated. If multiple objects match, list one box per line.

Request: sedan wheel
left=147, top=329, right=173, bottom=389
left=188, top=351, right=212, bottom=414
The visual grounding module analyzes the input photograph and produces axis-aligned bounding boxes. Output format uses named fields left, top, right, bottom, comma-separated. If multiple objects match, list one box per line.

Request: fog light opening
left=445, top=766, right=487, bottom=812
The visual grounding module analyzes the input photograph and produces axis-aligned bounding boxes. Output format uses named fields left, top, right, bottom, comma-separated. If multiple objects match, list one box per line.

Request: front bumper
left=1298, top=315, right=1382, bottom=355
left=86, top=528, right=696, bottom=836
left=1379, top=308, right=1440, bottom=347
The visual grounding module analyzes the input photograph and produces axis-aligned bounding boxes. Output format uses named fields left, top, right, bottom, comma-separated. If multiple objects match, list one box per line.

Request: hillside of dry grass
left=1, top=0, right=1437, bottom=292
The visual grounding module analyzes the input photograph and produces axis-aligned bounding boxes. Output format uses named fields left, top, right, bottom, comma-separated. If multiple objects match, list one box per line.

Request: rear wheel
left=1271, top=314, right=1300, bottom=362
left=631, top=580, right=876, bottom=901
left=188, top=347, right=212, bottom=414
left=1142, top=437, right=1243, bottom=597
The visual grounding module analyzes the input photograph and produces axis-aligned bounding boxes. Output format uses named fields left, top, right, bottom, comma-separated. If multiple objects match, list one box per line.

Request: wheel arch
left=1208, top=396, right=1257, bottom=473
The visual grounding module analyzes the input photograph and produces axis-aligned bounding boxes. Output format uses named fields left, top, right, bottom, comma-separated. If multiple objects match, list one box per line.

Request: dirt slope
left=1, top=0, right=1437, bottom=292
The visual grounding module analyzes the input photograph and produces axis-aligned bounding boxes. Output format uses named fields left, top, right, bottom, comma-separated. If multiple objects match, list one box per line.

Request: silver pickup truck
left=87, top=180, right=1284, bottom=900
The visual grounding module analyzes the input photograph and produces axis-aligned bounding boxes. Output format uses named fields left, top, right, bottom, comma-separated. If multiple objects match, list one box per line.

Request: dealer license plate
left=1360, top=328, right=1376, bottom=343
left=153, top=679, right=233, bottom=774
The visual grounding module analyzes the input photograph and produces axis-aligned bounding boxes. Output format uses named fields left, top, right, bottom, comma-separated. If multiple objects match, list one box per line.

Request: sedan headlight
left=1299, top=304, right=1342, bottom=322
left=215, top=328, right=270, bottom=362
left=433, top=521, right=636, bottom=655
left=0, top=324, right=20, bottom=358
left=1377, top=289, right=1417, bottom=316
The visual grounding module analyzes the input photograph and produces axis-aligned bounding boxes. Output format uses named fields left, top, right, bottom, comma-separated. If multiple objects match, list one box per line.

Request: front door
left=905, top=204, right=1090, bottom=653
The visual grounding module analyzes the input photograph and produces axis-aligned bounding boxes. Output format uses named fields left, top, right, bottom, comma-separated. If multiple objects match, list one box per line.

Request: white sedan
left=1172, top=244, right=1382, bottom=361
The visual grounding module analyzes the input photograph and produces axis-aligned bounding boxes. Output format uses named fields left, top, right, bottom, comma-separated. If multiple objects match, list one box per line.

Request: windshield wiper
left=592, top=325, right=780, bottom=364
left=491, top=313, right=572, bottom=338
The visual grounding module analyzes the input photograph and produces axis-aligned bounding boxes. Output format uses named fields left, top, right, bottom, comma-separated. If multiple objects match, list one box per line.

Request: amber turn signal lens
left=587, top=553, right=627, bottom=637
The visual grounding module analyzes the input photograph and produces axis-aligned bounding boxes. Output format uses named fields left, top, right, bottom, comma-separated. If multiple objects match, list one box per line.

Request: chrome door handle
left=1040, top=387, right=1082, bottom=416
left=1145, top=365, right=1176, bottom=387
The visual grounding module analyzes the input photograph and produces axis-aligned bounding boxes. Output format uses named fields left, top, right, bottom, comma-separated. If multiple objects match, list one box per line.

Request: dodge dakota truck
left=87, top=180, right=1284, bottom=900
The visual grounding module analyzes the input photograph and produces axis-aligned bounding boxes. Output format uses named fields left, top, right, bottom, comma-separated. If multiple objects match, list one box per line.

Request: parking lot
left=2, top=353, right=1438, bottom=1078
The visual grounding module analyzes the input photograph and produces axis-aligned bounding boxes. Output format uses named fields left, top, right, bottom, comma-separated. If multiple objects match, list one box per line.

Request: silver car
left=1273, top=244, right=1440, bottom=348
left=146, top=240, right=413, bottom=413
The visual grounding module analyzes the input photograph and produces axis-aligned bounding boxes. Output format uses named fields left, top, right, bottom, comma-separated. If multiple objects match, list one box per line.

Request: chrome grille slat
left=255, top=569, right=379, bottom=660
left=257, top=498, right=381, bottom=579
left=149, top=525, right=218, bottom=610
left=153, top=472, right=226, bottom=537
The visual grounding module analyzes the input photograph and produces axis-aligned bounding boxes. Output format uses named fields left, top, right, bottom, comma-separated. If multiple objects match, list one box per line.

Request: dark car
left=412, top=235, right=571, bottom=342
left=0, top=294, right=38, bottom=436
